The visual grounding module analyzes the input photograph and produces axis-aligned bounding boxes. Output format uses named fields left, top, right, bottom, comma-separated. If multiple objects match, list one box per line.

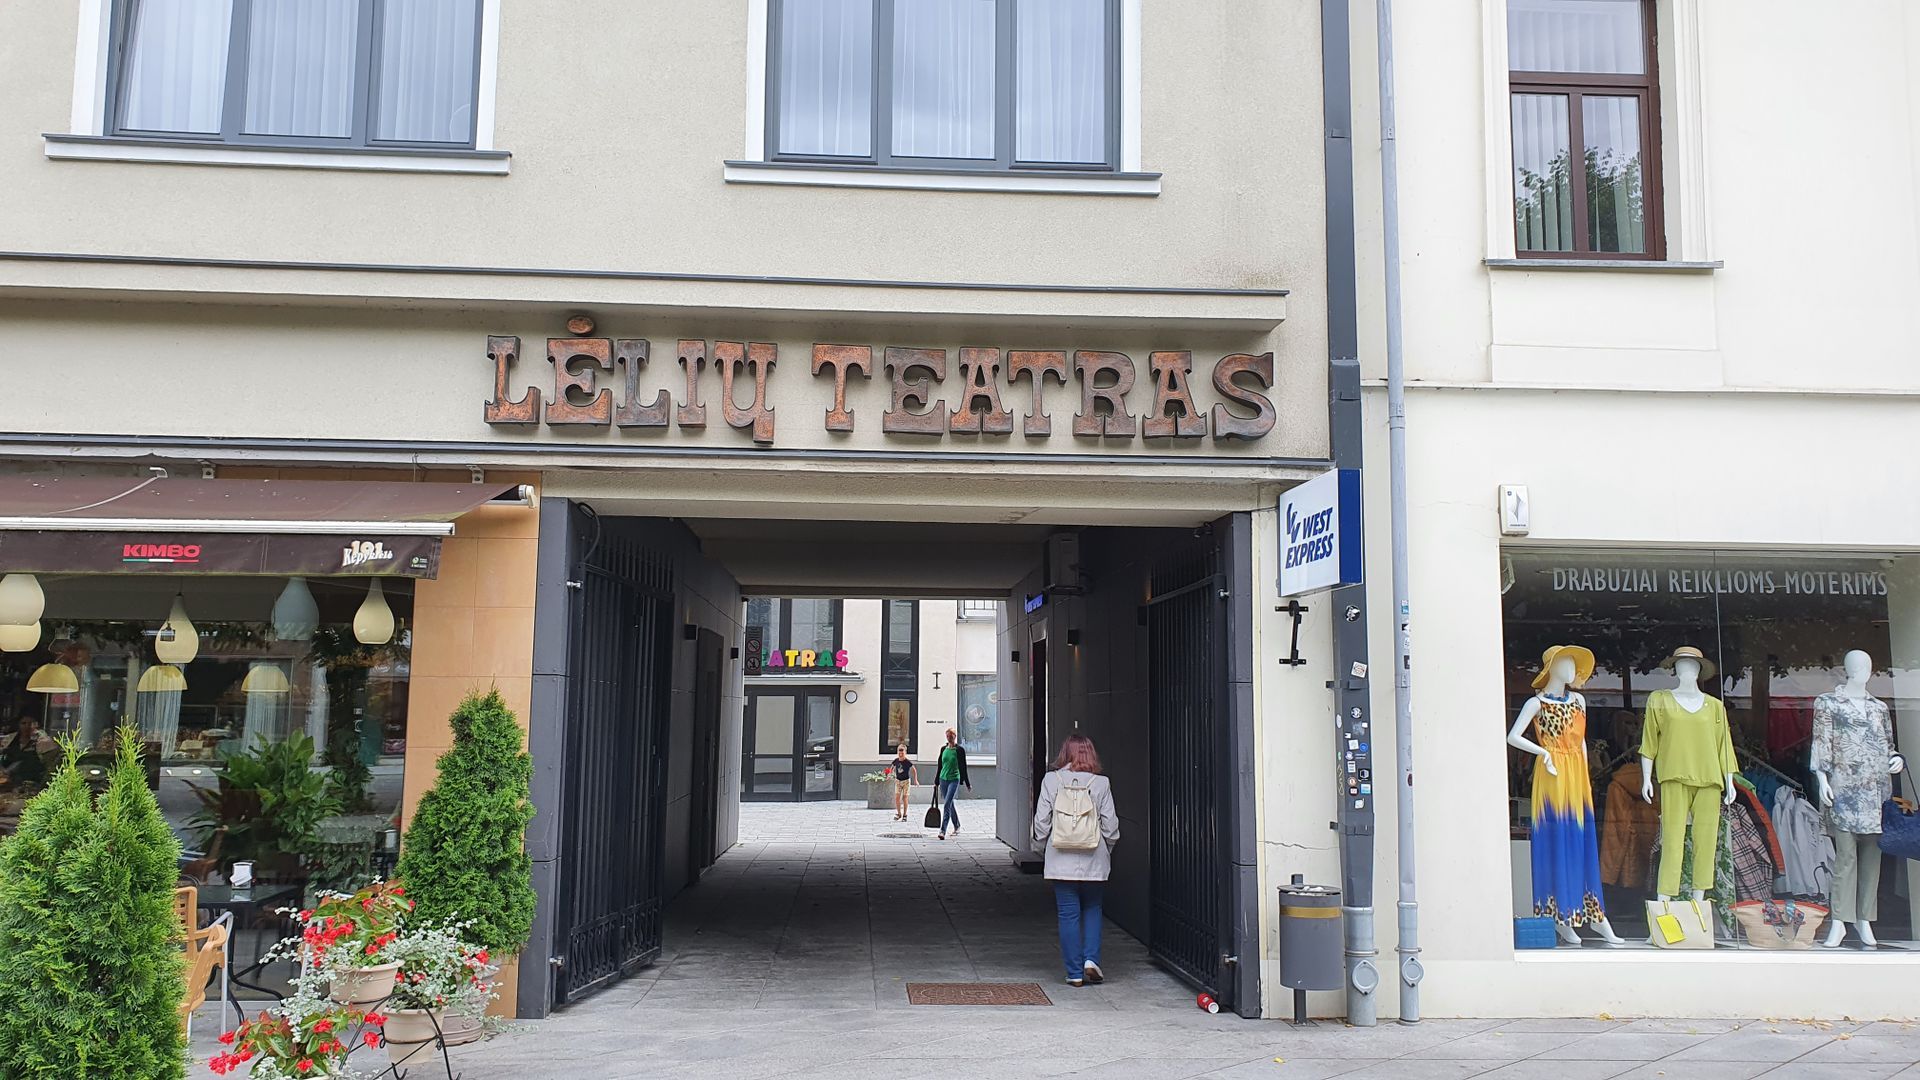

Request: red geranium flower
left=364, top=1030, right=382, bottom=1048
left=313, top=1019, right=333, bottom=1034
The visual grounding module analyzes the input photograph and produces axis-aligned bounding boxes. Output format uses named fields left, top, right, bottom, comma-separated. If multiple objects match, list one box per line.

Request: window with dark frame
left=744, top=598, right=845, bottom=673
left=106, top=0, right=483, bottom=150
left=1507, top=0, right=1663, bottom=258
left=880, top=599, right=919, bottom=754
left=769, top=0, right=1121, bottom=172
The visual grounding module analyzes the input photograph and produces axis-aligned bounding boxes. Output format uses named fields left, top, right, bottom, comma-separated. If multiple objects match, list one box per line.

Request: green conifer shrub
left=0, top=731, right=186, bottom=1078
left=396, top=689, right=536, bottom=955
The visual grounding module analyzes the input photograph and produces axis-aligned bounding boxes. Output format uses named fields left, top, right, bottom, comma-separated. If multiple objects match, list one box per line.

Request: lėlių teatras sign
left=482, top=333, right=1279, bottom=446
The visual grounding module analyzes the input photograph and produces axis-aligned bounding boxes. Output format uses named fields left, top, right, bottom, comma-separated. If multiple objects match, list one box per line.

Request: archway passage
left=521, top=508, right=1261, bottom=1019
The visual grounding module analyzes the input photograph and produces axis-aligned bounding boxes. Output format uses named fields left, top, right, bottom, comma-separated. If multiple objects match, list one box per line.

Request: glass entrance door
left=744, top=689, right=840, bottom=801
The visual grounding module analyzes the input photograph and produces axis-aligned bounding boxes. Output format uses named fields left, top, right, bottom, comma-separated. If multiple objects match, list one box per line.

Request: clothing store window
left=1501, top=548, right=1920, bottom=953
left=0, top=574, right=412, bottom=884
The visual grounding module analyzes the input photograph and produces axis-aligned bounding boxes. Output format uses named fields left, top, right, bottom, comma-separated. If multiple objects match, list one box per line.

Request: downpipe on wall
left=1375, top=0, right=1425, bottom=1023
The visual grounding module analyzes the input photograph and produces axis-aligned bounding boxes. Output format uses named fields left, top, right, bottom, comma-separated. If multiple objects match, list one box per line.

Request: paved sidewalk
left=185, top=802, right=1920, bottom=1078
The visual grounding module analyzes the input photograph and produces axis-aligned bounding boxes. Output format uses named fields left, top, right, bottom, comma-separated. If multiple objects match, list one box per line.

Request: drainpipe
left=1374, top=0, right=1425, bottom=1024
left=1320, top=0, right=1379, bottom=1028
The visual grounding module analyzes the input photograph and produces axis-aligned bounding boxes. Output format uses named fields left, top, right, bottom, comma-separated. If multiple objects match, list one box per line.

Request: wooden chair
left=179, top=827, right=225, bottom=886
left=176, top=887, right=234, bottom=1038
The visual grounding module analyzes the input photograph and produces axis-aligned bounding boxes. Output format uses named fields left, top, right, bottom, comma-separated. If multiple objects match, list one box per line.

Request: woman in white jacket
left=1031, top=733, right=1121, bottom=986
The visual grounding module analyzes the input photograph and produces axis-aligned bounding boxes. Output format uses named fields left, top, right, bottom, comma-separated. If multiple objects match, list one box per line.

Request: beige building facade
left=0, top=0, right=1341, bottom=1022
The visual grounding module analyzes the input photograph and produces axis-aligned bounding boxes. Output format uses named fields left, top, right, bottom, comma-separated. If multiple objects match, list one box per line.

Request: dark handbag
left=923, top=784, right=941, bottom=829
left=1880, top=796, right=1920, bottom=860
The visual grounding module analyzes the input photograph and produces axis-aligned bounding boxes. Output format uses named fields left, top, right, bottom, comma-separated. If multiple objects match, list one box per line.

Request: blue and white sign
left=1278, top=469, right=1362, bottom=597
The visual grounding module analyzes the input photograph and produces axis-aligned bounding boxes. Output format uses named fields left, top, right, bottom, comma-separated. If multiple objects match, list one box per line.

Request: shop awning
left=0, top=476, right=521, bottom=578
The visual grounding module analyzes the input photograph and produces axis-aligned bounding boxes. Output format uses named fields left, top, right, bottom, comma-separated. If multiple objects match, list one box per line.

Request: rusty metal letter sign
left=483, top=335, right=1277, bottom=445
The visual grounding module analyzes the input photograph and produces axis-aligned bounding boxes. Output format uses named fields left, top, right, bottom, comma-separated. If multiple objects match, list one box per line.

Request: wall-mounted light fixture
left=844, top=690, right=858, bottom=704
left=729, top=646, right=740, bottom=660
left=932, top=671, right=941, bottom=689
left=1066, top=629, right=1082, bottom=647
left=683, top=624, right=699, bottom=641
left=1010, top=650, right=1022, bottom=663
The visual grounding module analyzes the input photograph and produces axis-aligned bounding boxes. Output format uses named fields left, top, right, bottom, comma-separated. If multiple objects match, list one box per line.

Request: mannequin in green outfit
left=1638, top=646, right=1737, bottom=903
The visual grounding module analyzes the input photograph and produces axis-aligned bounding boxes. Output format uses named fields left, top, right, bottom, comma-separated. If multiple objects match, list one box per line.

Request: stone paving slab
left=183, top=802, right=1920, bottom=1078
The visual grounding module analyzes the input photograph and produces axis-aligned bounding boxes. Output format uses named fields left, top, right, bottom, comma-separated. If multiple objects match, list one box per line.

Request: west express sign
left=483, top=335, right=1278, bottom=446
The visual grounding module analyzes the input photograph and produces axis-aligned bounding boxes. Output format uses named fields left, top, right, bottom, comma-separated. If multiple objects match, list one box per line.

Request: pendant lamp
left=136, top=663, right=188, bottom=693
left=0, top=574, right=44, bottom=626
left=240, top=661, right=290, bottom=694
left=353, top=579, right=394, bottom=645
left=154, top=594, right=199, bottom=664
left=271, top=577, right=320, bottom=642
left=26, top=662, right=78, bottom=694
left=0, top=621, right=40, bottom=653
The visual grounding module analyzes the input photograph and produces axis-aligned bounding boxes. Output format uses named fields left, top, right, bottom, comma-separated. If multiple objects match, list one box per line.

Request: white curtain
left=1507, top=0, right=1644, bottom=75
left=1510, top=93, right=1572, bottom=251
left=120, top=0, right=234, bottom=133
left=374, top=0, right=479, bottom=142
left=243, top=0, right=358, bottom=138
left=891, top=0, right=995, bottom=159
left=137, top=691, right=183, bottom=757
left=1015, top=0, right=1106, bottom=164
left=241, top=690, right=289, bottom=751
left=306, top=663, right=330, bottom=753
left=778, top=0, right=875, bottom=156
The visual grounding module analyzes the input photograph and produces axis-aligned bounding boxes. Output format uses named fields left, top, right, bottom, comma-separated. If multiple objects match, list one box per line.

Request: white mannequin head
left=1843, top=649, right=1873, bottom=688
left=1673, top=658, right=1702, bottom=687
left=1545, top=655, right=1577, bottom=691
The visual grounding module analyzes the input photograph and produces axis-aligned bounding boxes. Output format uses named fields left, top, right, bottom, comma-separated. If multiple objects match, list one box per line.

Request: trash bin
left=1277, top=875, right=1342, bottom=1022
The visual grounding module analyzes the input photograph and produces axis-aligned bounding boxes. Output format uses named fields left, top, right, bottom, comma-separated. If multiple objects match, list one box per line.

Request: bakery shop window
left=1502, top=549, right=1920, bottom=953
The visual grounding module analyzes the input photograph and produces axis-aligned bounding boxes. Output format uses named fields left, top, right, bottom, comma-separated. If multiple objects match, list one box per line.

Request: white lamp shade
left=136, top=663, right=188, bottom=693
left=0, top=621, right=40, bottom=653
left=26, top=662, right=78, bottom=694
left=241, top=662, right=290, bottom=694
left=0, top=574, right=44, bottom=625
left=271, top=576, right=320, bottom=642
left=154, top=594, right=199, bottom=664
left=353, top=579, right=395, bottom=645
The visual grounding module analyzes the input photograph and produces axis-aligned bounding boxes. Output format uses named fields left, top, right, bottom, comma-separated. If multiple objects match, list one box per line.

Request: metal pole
left=1320, top=0, right=1379, bottom=1028
left=1374, top=0, right=1424, bottom=1025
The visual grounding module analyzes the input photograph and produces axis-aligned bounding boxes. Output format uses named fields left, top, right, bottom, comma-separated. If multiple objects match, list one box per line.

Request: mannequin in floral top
left=1812, top=649, right=1906, bottom=949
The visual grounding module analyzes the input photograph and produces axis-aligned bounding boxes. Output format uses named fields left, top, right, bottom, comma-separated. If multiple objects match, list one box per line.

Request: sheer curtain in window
left=779, top=0, right=875, bottom=157
left=1511, top=93, right=1573, bottom=251
left=243, top=0, right=359, bottom=138
left=1016, top=0, right=1107, bottom=164
left=892, top=0, right=995, bottom=159
left=119, top=0, right=235, bottom=134
left=1507, top=0, right=1644, bottom=74
left=374, top=0, right=479, bottom=142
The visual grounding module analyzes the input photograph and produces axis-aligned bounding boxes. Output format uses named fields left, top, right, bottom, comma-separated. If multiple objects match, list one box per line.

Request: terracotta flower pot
left=327, top=962, right=401, bottom=1004
left=438, top=1012, right=486, bottom=1046
left=380, top=1007, right=445, bottom=1045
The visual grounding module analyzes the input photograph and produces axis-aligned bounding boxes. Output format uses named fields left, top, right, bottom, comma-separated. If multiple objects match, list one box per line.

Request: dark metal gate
left=552, top=511, right=674, bottom=1005
left=1146, top=544, right=1234, bottom=1009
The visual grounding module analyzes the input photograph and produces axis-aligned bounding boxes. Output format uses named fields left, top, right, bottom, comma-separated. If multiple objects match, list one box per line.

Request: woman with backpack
left=1031, top=733, right=1120, bottom=987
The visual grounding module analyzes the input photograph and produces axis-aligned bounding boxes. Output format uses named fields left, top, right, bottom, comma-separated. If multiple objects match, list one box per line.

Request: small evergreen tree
left=0, top=731, right=186, bottom=1078
left=397, top=689, right=536, bottom=955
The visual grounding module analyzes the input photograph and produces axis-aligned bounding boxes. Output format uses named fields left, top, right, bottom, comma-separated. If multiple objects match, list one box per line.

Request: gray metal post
left=1374, top=0, right=1425, bottom=1024
left=1321, top=0, right=1379, bottom=1027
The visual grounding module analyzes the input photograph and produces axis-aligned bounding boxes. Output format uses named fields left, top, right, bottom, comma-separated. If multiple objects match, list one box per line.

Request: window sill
left=43, top=134, right=511, bottom=175
left=1486, top=257, right=1722, bottom=273
left=723, top=160, right=1161, bottom=196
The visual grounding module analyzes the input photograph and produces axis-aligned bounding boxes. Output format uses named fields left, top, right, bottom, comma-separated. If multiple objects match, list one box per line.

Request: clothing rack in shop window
left=1735, top=747, right=1803, bottom=793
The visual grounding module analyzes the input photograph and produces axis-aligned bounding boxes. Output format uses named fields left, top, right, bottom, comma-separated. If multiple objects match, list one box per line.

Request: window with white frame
left=768, top=0, right=1120, bottom=171
left=105, top=0, right=483, bottom=148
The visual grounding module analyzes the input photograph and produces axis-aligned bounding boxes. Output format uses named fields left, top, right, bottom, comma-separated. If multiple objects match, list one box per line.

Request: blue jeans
left=939, top=780, right=961, bottom=833
left=1052, top=881, right=1105, bottom=979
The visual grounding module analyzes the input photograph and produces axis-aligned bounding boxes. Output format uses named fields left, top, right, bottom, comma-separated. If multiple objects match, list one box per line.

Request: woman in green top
left=935, top=728, right=971, bottom=839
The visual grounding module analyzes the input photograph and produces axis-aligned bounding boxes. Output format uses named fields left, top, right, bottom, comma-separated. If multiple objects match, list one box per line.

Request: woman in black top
left=889, top=745, right=918, bottom=822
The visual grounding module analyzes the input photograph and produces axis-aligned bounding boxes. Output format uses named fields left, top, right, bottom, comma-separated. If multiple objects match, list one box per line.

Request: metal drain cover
left=878, top=832, right=928, bottom=838
left=907, top=982, right=1053, bottom=1006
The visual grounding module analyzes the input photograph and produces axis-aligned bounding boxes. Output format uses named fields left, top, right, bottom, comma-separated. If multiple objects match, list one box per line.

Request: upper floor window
left=1507, top=0, right=1664, bottom=258
left=769, top=0, right=1119, bottom=171
left=108, top=0, right=482, bottom=148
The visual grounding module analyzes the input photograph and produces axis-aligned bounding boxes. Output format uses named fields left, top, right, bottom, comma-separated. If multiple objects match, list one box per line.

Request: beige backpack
left=1050, top=775, right=1100, bottom=852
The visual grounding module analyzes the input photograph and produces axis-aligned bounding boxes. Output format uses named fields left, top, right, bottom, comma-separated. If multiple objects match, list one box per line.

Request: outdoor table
left=195, top=882, right=302, bottom=1001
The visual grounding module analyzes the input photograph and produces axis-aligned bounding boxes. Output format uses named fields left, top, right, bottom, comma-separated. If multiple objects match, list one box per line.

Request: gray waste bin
left=1277, top=875, right=1342, bottom=1021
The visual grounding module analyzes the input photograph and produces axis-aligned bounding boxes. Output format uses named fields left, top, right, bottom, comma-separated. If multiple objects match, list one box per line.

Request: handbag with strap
left=1646, top=899, right=1715, bottom=949
left=1880, top=796, right=1920, bottom=860
left=1731, top=899, right=1827, bottom=950
left=923, top=784, right=942, bottom=830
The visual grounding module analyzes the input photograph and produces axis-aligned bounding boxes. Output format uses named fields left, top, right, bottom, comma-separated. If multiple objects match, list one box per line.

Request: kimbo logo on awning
left=122, top=543, right=202, bottom=564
